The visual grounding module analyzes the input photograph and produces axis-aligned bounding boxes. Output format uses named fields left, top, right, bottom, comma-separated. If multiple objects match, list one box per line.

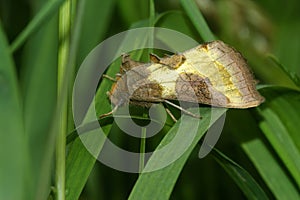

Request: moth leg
left=165, top=107, right=178, bottom=122
left=115, top=73, right=122, bottom=77
left=99, top=105, right=119, bottom=119
left=102, top=74, right=117, bottom=82
left=164, top=100, right=202, bottom=119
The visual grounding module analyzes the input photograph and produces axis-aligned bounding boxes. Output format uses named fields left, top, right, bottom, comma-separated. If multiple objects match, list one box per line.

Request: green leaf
left=242, top=139, right=300, bottom=199
left=149, top=0, right=155, bottom=27
left=65, top=18, right=150, bottom=199
left=65, top=125, right=111, bottom=200
left=212, top=149, right=269, bottom=200
left=179, top=0, right=215, bottom=41
left=76, top=0, right=116, bottom=65
left=268, top=55, right=300, bottom=89
left=19, top=2, right=59, bottom=199
left=117, top=0, right=149, bottom=27
left=228, top=88, right=300, bottom=199
left=128, top=108, right=227, bottom=200
left=155, top=11, right=199, bottom=40
left=10, top=0, right=65, bottom=52
left=0, top=22, right=28, bottom=200
left=64, top=0, right=116, bottom=199
left=258, top=88, right=300, bottom=188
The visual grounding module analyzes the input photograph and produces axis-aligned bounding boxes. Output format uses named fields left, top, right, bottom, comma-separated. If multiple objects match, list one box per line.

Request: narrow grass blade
left=55, top=0, right=72, bottom=199
left=242, top=139, right=300, bottom=199
left=65, top=125, right=111, bottom=200
left=268, top=55, right=300, bottom=89
left=117, top=0, right=149, bottom=26
left=212, top=148, right=269, bottom=199
left=65, top=18, right=150, bottom=200
left=76, top=0, right=116, bottom=64
left=179, top=0, right=215, bottom=41
left=229, top=95, right=300, bottom=199
left=257, top=88, right=300, bottom=188
left=19, top=8, right=59, bottom=200
left=149, top=0, right=155, bottom=27
left=10, top=0, right=65, bottom=52
left=0, top=22, right=28, bottom=200
left=64, top=0, right=115, bottom=199
left=259, top=109, right=300, bottom=186
left=128, top=108, right=226, bottom=200
left=155, top=11, right=200, bottom=40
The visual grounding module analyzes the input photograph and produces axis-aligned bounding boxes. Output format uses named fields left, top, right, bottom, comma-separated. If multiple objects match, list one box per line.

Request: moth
left=101, top=40, right=264, bottom=119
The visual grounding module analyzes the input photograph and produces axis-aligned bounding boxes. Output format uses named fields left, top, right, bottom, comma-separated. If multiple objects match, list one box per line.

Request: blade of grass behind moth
left=212, top=148, right=269, bottom=199
left=117, top=0, right=149, bottom=27
left=242, top=139, right=300, bottom=199
left=76, top=0, right=116, bottom=65
left=138, top=0, right=156, bottom=174
left=10, top=0, right=65, bottom=52
left=228, top=100, right=299, bottom=199
left=152, top=11, right=200, bottom=53
left=0, top=22, right=28, bottom=200
left=145, top=0, right=155, bottom=57
left=257, top=88, right=300, bottom=188
left=19, top=1, right=59, bottom=199
left=57, top=1, right=92, bottom=200
left=55, top=0, right=72, bottom=199
left=155, top=11, right=201, bottom=42
left=149, top=0, right=155, bottom=27
left=229, top=106, right=300, bottom=199
left=63, top=0, right=109, bottom=199
left=179, top=0, right=215, bottom=41
left=65, top=18, right=151, bottom=200
left=129, top=108, right=227, bottom=200
left=267, top=55, right=300, bottom=89
left=259, top=109, right=300, bottom=187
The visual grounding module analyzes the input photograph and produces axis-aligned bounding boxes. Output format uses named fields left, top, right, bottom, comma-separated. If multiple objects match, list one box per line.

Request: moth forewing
left=176, top=40, right=264, bottom=108
left=100, top=40, right=264, bottom=119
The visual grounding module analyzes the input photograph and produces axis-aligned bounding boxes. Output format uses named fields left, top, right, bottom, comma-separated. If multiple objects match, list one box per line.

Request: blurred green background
left=0, top=0, right=300, bottom=199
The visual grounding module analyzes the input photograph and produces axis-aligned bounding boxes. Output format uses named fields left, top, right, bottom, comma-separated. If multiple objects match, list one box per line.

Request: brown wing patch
left=175, top=72, right=229, bottom=106
left=110, top=64, right=151, bottom=106
left=160, top=54, right=186, bottom=69
left=121, top=54, right=145, bottom=72
left=131, top=82, right=163, bottom=102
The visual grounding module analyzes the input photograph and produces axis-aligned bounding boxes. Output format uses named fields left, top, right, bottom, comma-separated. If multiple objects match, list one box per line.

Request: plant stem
left=56, top=0, right=71, bottom=199
left=139, top=0, right=155, bottom=175
left=179, top=0, right=215, bottom=41
left=139, top=125, right=147, bottom=174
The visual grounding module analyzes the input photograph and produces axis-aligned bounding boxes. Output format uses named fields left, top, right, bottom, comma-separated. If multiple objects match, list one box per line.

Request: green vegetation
left=0, top=0, right=300, bottom=199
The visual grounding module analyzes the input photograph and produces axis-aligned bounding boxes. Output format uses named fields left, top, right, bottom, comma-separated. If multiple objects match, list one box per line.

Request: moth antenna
left=164, top=100, right=202, bottom=119
left=99, top=105, right=119, bottom=119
